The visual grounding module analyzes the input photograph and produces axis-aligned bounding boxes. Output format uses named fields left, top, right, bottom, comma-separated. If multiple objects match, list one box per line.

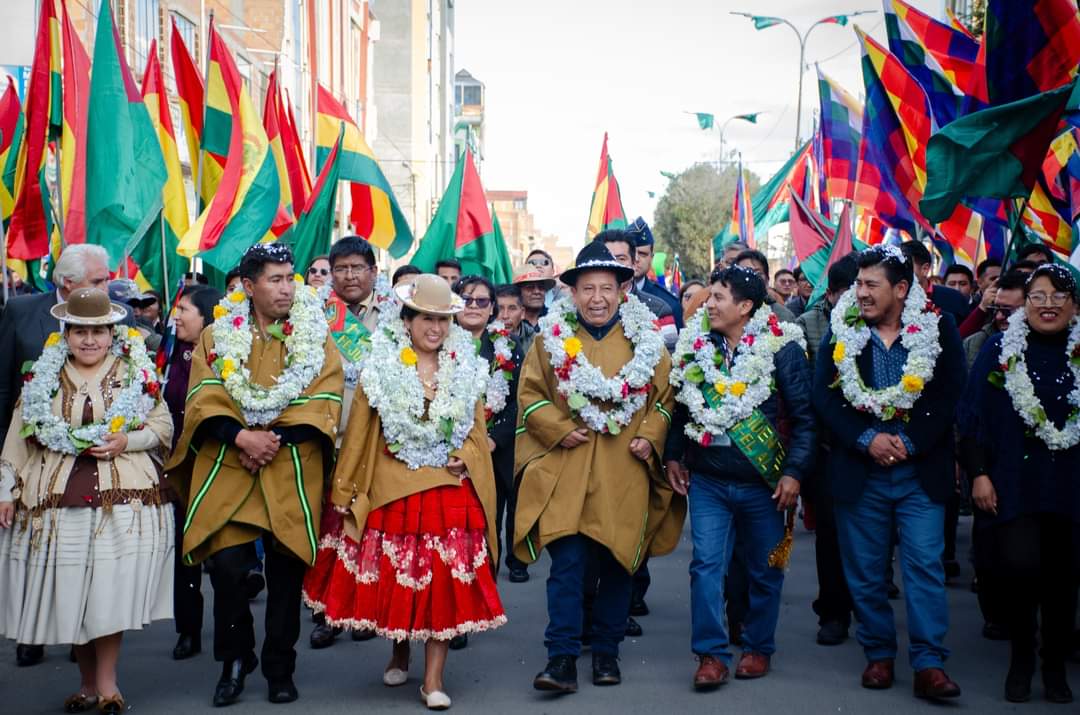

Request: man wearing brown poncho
left=515, top=240, right=684, bottom=694
left=165, top=245, right=343, bottom=707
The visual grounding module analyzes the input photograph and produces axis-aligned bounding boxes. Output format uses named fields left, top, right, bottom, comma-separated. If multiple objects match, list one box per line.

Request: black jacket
left=812, top=314, right=966, bottom=504
left=665, top=338, right=816, bottom=483
left=480, top=328, right=524, bottom=487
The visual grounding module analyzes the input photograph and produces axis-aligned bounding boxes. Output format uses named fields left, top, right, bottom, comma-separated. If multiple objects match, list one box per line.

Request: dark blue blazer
left=811, top=313, right=966, bottom=504
left=641, top=278, right=684, bottom=330
left=929, top=284, right=973, bottom=326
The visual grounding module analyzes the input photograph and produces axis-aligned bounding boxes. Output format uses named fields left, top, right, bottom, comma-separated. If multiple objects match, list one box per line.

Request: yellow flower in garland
left=127, top=328, right=142, bottom=340
left=228, top=291, right=246, bottom=304
left=730, top=381, right=747, bottom=397
left=213, top=305, right=228, bottom=320
left=713, top=381, right=727, bottom=395
left=563, top=337, right=583, bottom=358
left=44, top=332, right=62, bottom=348
left=400, top=347, right=418, bottom=366
left=108, top=416, right=126, bottom=433
left=220, top=358, right=236, bottom=380
left=901, top=374, right=924, bottom=393
left=294, top=273, right=305, bottom=284
left=833, top=341, right=846, bottom=363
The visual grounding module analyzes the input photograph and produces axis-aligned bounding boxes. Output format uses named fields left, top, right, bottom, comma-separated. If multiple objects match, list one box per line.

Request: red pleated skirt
left=302, top=479, right=507, bottom=642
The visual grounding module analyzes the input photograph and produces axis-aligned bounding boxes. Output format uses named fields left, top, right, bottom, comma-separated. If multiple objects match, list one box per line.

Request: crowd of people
left=0, top=219, right=1077, bottom=711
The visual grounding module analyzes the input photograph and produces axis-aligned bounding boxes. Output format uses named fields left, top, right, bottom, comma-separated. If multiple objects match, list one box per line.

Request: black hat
left=559, top=241, right=635, bottom=287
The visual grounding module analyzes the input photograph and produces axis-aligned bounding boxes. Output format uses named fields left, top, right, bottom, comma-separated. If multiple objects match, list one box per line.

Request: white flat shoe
left=383, top=667, right=408, bottom=687
left=420, top=686, right=451, bottom=710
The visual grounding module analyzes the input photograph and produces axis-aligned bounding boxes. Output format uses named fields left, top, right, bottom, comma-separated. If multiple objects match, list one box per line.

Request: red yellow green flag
left=586, top=132, right=627, bottom=239
left=179, top=25, right=283, bottom=272
left=262, top=70, right=295, bottom=217
left=170, top=18, right=205, bottom=198
left=316, top=84, right=412, bottom=257
left=8, top=0, right=61, bottom=260
left=58, top=0, right=89, bottom=244
left=0, top=77, right=24, bottom=228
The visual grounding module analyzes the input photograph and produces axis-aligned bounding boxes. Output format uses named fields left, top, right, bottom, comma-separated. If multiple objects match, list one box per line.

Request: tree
left=652, top=162, right=760, bottom=280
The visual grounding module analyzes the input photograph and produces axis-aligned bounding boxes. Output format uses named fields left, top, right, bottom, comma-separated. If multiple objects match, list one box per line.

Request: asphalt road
left=1, top=516, right=1076, bottom=713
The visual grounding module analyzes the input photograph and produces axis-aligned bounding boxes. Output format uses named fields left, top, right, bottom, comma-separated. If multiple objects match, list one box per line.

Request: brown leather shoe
left=734, top=652, right=770, bottom=679
left=861, top=659, right=895, bottom=689
left=693, top=656, right=730, bottom=690
left=913, top=668, right=961, bottom=699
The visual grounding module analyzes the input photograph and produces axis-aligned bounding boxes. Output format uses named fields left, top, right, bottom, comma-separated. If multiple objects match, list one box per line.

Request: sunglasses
left=463, top=297, right=492, bottom=308
left=990, top=305, right=1017, bottom=317
left=308, top=267, right=330, bottom=276
left=527, top=257, right=552, bottom=268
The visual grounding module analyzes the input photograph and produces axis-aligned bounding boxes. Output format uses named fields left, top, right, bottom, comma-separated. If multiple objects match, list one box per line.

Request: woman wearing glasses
left=959, top=263, right=1080, bottom=704
left=306, top=256, right=332, bottom=288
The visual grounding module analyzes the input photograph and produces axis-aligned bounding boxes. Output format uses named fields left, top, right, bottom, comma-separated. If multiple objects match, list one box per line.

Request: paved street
left=1, top=517, right=1076, bottom=713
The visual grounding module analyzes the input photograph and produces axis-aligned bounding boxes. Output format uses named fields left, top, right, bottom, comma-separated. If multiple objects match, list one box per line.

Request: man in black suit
left=0, top=243, right=121, bottom=667
left=900, top=241, right=972, bottom=325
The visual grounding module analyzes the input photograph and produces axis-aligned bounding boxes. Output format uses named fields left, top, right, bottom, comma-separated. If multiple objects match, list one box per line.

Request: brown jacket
left=512, top=322, right=684, bottom=573
left=165, top=327, right=343, bottom=565
left=330, top=388, right=499, bottom=563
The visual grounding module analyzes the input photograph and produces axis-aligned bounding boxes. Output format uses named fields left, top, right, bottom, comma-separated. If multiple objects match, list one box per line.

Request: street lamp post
left=719, top=113, right=759, bottom=167
left=731, top=11, right=874, bottom=152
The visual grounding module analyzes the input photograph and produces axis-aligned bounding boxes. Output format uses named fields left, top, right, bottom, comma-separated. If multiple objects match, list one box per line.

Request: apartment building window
left=461, top=84, right=481, bottom=106
left=134, top=0, right=161, bottom=71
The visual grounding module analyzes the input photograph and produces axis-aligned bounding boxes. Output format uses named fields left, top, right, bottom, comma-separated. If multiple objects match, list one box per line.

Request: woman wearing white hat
left=0, top=288, right=175, bottom=714
left=304, top=274, right=506, bottom=710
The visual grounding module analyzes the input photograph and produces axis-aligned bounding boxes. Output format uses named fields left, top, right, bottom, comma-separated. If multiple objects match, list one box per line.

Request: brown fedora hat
left=393, top=273, right=465, bottom=316
left=50, top=288, right=129, bottom=326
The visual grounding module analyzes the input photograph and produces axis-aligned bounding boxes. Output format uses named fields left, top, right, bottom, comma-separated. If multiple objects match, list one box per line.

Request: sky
left=455, top=0, right=947, bottom=252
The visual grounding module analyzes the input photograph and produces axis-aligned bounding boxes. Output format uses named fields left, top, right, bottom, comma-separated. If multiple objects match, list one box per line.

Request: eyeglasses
left=527, top=257, right=552, bottom=268
left=332, top=264, right=372, bottom=277
left=463, top=296, right=492, bottom=308
left=990, top=305, right=1017, bottom=317
left=308, top=267, right=330, bottom=276
left=1027, top=291, right=1072, bottom=307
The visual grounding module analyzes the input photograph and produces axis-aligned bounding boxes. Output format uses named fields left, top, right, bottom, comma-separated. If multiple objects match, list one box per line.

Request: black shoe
left=592, top=653, right=621, bottom=686
left=267, top=677, right=299, bottom=704
left=350, top=628, right=376, bottom=642
left=943, top=560, right=960, bottom=580
left=981, top=622, right=1009, bottom=641
left=629, top=599, right=649, bottom=617
left=625, top=617, right=643, bottom=637
left=15, top=644, right=43, bottom=667
left=449, top=634, right=468, bottom=650
left=309, top=623, right=340, bottom=649
left=1005, top=668, right=1033, bottom=703
left=245, top=572, right=265, bottom=600
left=534, top=655, right=578, bottom=693
left=816, top=620, right=848, bottom=646
left=886, top=581, right=900, bottom=599
left=1043, top=670, right=1074, bottom=704
left=508, top=567, right=529, bottom=583
left=213, top=653, right=258, bottom=707
left=173, top=633, right=202, bottom=660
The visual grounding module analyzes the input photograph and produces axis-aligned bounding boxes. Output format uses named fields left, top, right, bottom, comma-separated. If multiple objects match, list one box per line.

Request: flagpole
left=193, top=11, right=214, bottom=219
left=1000, top=197, right=1031, bottom=272
left=1, top=216, right=9, bottom=304
left=160, top=215, right=171, bottom=307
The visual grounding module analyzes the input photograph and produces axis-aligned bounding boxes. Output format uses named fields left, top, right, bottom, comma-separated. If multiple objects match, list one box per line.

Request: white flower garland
left=538, top=294, right=664, bottom=434
left=209, top=277, right=328, bottom=426
left=361, top=317, right=489, bottom=470
left=998, top=310, right=1080, bottom=451
left=318, top=274, right=394, bottom=389
left=829, top=281, right=941, bottom=421
left=482, top=321, right=515, bottom=423
left=20, top=327, right=162, bottom=455
left=670, top=305, right=805, bottom=445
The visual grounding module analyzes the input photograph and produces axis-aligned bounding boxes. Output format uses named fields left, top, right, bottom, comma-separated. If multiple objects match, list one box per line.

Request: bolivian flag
left=179, top=25, right=284, bottom=273
left=0, top=77, right=24, bottom=228
left=58, top=0, right=89, bottom=244
left=586, top=132, right=627, bottom=239
left=170, top=17, right=207, bottom=199
left=316, top=84, right=412, bottom=257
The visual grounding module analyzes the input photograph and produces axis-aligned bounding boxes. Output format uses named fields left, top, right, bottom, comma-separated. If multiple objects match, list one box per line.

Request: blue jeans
left=545, top=535, right=632, bottom=658
left=689, top=475, right=785, bottom=663
left=835, top=469, right=950, bottom=671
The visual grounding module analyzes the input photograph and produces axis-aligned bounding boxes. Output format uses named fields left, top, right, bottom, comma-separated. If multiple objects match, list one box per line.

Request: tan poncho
left=165, top=327, right=343, bottom=565
left=329, top=389, right=499, bottom=563
left=512, top=321, right=685, bottom=573
left=0, top=354, right=172, bottom=515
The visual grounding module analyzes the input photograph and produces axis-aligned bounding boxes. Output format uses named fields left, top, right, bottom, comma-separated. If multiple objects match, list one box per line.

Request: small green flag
left=735, top=113, right=762, bottom=124
left=695, top=112, right=715, bottom=130
left=751, top=16, right=783, bottom=30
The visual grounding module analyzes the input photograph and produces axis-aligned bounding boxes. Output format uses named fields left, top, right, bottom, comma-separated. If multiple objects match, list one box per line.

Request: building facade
left=488, top=189, right=571, bottom=271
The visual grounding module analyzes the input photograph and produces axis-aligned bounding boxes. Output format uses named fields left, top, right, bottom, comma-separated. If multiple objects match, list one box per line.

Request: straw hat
left=393, top=274, right=465, bottom=316
left=50, top=288, right=129, bottom=326
left=511, top=265, right=556, bottom=290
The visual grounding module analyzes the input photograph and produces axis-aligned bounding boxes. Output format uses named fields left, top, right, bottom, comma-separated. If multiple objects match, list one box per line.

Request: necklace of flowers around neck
left=997, top=310, right=1080, bottom=451
left=361, top=317, right=489, bottom=470
left=20, top=326, right=162, bottom=455
left=209, top=277, right=327, bottom=426
left=829, top=280, right=941, bottom=421
left=539, top=294, right=664, bottom=435
left=481, top=321, right=515, bottom=424
left=671, top=305, right=805, bottom=446
left=317, top=274, right=394, bottom=389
